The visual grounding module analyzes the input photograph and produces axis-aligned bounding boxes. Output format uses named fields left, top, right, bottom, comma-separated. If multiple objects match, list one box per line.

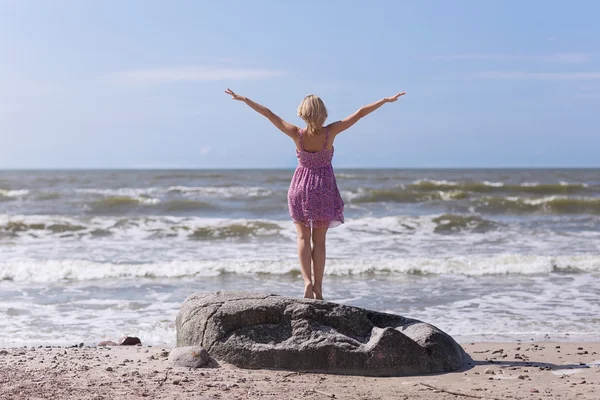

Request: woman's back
left=295, top=127, right=335, bottom=170
left=295, top=126, right=334, bottom=153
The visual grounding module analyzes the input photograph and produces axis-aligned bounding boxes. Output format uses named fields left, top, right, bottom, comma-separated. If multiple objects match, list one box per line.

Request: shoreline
left=1, top=342, right=599, bottom=399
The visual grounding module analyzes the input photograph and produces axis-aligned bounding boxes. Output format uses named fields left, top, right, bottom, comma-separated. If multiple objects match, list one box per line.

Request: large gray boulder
left=176, top=291, right=468, bottom=376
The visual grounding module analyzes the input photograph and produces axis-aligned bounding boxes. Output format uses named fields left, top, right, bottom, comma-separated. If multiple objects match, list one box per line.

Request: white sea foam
left=2, top=213, right=600, bottom=268
left=521, top=195, right=561, bottom=205
left=336, top=173, right=360, bottom=179
left=167, top=186, right=273, bottom=197
left=483, top=181, right=504, bottom=187
left=0, top=294, right=179, bottom=347
left=2, top=270, right=599, bottom=346
left=1, top=254, right=599, bottom=283
left=74, top=186, right=272, bottom=198
left=0, top=214, right=288, bottom=242
left=0, top=189, right=29, bottom=197
left=559, top=181, right=588, bottom=187
left=413, top=179, right=458, bottom=186
left=74, top=188, right=161, bottom=196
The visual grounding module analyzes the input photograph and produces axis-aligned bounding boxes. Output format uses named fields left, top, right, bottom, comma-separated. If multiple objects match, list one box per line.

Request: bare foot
left=313, top=285, right=323, bottom=300
left=304, top=283, right=314, bottom=299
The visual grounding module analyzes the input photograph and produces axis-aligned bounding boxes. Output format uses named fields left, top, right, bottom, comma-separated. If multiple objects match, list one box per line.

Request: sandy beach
left=0, top=341, right=598, bottom=399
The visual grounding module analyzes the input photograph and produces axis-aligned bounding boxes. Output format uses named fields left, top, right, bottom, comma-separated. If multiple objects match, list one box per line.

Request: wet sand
left=1, top=342, right=599, bottom=399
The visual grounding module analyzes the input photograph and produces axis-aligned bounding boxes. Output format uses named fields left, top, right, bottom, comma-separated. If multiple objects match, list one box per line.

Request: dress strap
left=298, top=128, right=305, bottom=151
left=322, top=126, right=330, bottom=150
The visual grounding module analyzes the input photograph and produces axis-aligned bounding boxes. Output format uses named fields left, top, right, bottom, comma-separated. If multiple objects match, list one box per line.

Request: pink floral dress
left=287, top=127, right=345, bottom=228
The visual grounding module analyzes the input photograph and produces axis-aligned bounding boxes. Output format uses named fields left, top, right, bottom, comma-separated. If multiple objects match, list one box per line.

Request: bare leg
left=295, top=223, right=313, bottom=298
left=311, top=227, right=328, bottom=300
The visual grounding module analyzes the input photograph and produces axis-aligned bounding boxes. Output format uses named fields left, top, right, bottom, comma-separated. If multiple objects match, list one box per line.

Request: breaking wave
left=0, top=214, right=504, bottom=240
left=477, top=196, right=600, bottom=215
left=1, top=255, right=599, bottom=283
left=432, top=214, right=498, bottom=234
left=410, top=179, right=592, bottom=195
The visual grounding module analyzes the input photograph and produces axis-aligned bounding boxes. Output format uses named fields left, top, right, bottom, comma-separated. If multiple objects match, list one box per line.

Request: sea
left=1, top=169, right=599, bottom=347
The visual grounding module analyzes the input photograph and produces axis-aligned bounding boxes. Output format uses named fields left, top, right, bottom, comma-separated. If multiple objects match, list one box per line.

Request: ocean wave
left=153, top=172, right=227, bottom=180
left=0, top=220, right=88, bottom=236
left=87, top=196, right=158, bottom=213
left=34, top=191, right=62, bottom=201
left=157, top=199, right=216, bottom=212
left=1, top=255, right=599, bottom=283
left=477, top=196, right=600, bottom=215
left=75, top=188, right=160, bottom=197
left=432, top=214, right=498, bottom=234
left=86, top=196, right=219, bottom=214
left=0, top=215, right=288, bottom=241
left=410, top=179, right=592, bottom=195
left=166, top=186, right=272, bottom=198
left=0, top=213, right=505, bottom=242
left=76, top=186, right=272, bottom=199
left=350, top=187, right=468, bottom=203
left=189, top=221, right=282, bottom=240
left=0, top=189, right=29, bottom=201
left=348, top=185, right=600, bottom=215
left=0, top=189, right=29, bottom=197
left=336, top=173, right=360, bottom=179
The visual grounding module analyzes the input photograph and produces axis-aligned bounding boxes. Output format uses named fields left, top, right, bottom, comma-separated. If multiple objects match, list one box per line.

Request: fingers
left=390, top=92, right=406, bottom=101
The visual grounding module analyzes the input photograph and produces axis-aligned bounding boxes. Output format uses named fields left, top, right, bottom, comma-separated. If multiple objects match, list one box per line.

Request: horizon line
left=1, top=166, right=600, bottom=171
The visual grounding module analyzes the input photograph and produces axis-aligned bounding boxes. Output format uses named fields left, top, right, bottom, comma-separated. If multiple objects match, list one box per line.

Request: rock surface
left=169, top=346, right=210, bottom=368
left=176, top=291, right=468, bottom=376
left=118, top=336, right=141, bottom=346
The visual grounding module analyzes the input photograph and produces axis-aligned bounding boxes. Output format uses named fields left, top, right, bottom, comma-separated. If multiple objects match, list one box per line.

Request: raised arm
left=329, top=92, right=406, bottom=136
left=225, top=88, right=298, bottom=138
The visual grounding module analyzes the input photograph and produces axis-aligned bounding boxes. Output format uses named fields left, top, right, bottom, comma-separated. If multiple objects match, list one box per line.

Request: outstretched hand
left=225, top=88, right=245, bottom=101
left=385, top=92, right=406, bottom=103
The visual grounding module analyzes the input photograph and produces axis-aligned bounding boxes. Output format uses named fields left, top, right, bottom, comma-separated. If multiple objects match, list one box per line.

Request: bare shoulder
left=292, top=126, right=303, bottom=139
left=326, top=121, right=344, bottom=136
left=290, top=126, right=303, bottom=144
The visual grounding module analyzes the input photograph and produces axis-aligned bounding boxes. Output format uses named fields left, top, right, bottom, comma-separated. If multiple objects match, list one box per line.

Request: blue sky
left=1, top=0, right=599, bottom=169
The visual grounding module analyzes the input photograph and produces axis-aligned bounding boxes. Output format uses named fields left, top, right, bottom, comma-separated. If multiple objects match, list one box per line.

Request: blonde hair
left=297, top=95, right=328, bottom=136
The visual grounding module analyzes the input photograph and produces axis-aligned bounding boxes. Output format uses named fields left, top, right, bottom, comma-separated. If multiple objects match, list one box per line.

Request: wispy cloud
left=106, top=66, right=288, bottom=86
left=434, top=52, right=589, bottom=63
left=475, top=71, right=600, bottom=80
